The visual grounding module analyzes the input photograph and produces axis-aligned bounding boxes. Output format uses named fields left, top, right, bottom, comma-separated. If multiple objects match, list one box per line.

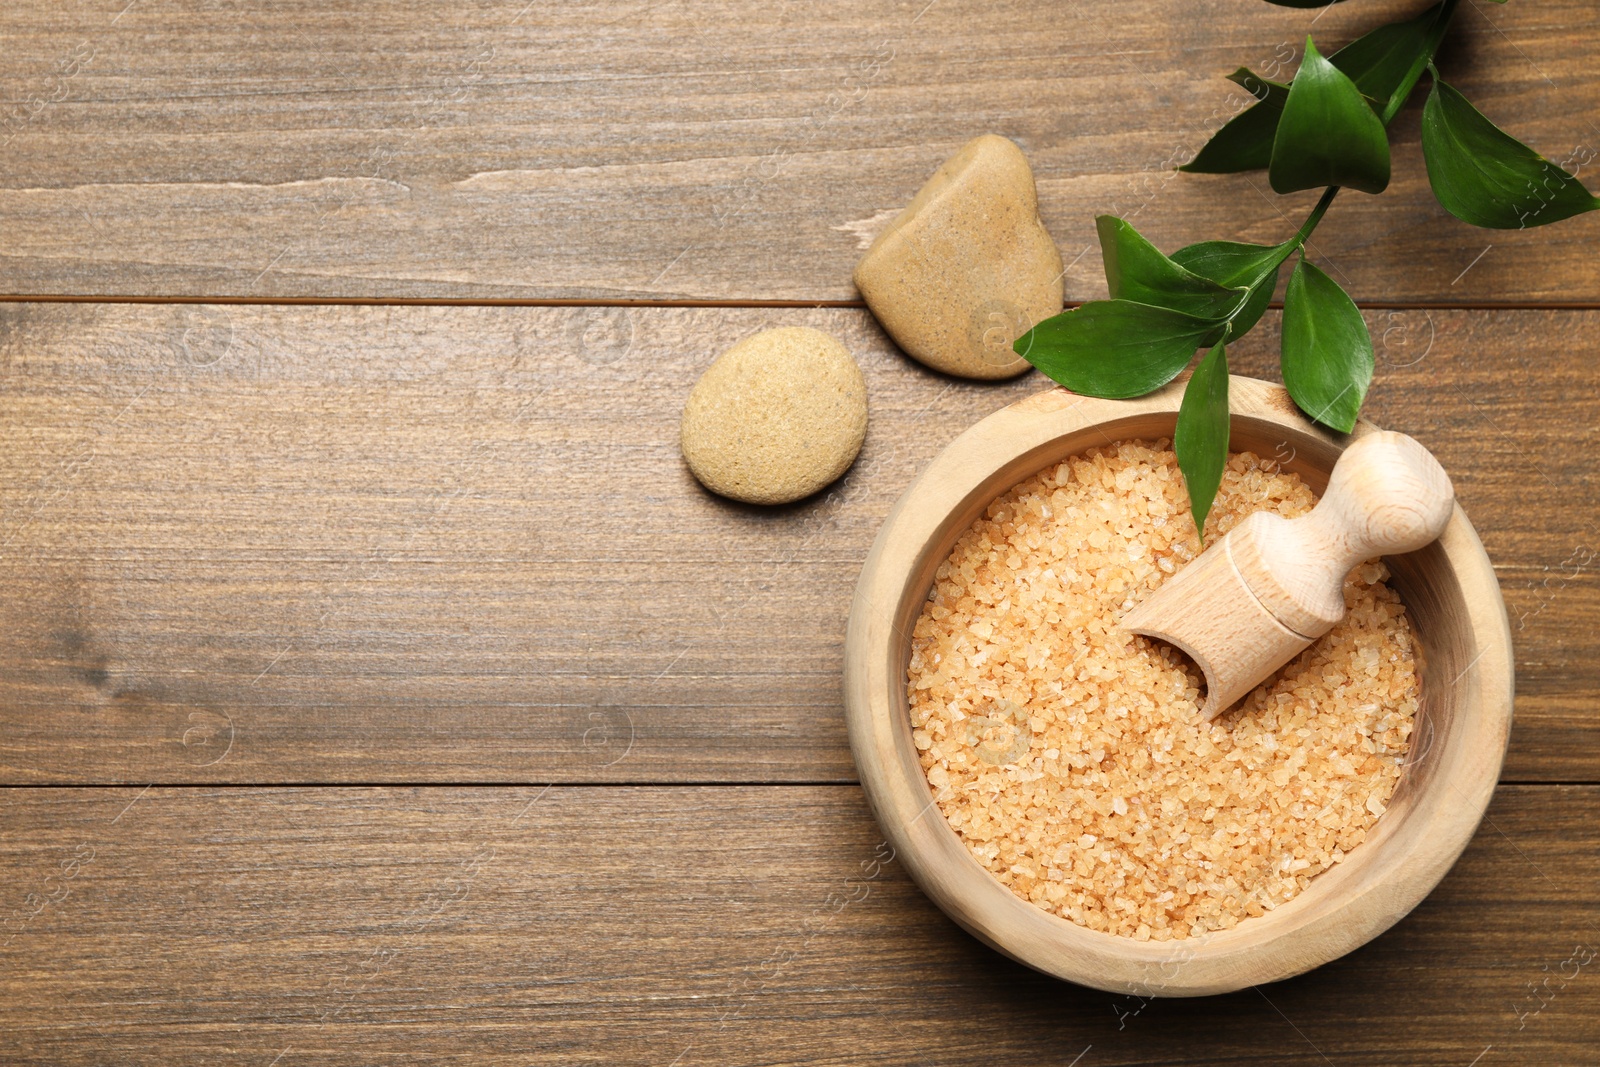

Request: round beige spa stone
left=854, top=134, right=1063, bottom=380
left=681, top=326, right=868, bottom=505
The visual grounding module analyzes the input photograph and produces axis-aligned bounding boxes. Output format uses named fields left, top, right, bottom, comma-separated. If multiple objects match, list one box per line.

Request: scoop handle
left=1314, top=431, right=1455, bottom=561
left=1242, top=431, right=1454, bottom=637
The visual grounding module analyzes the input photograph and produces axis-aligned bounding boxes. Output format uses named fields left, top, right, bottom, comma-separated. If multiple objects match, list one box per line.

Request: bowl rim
left=843, top=374, right=1514, bottom=996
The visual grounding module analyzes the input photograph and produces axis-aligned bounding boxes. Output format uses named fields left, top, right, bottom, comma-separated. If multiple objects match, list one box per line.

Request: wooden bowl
left=843, top=375, right=1513, bottom=996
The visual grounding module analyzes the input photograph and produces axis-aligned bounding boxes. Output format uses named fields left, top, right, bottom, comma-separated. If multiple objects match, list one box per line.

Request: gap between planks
left=0, top=781, right=862, bottom=790
left=1, top=780, right=1591, bottom=790
left=4, top=294, right=1600, bottom=312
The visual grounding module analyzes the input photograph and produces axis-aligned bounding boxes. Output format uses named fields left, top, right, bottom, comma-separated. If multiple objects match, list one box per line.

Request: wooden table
left=3, top=1, right=1597, bottom=1063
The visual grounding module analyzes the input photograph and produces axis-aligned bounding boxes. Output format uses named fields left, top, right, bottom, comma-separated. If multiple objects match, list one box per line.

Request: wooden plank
left=1, top=0, right=1596, bottom=302
left=0, top=304, right=1595, bottom=784
left=0, top=784, right=1595, bottom=1064
left=1352, top=309, right=1600, bottom=787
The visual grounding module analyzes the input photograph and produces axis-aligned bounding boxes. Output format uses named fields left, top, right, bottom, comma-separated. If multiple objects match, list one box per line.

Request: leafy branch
left=1013, top=0, right=1599, bottom=540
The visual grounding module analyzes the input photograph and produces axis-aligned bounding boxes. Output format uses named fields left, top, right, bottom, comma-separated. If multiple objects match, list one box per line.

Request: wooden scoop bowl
left=1123, top=431, right=1456, bottom=718
left=843, top=377, right=1513, bottom=995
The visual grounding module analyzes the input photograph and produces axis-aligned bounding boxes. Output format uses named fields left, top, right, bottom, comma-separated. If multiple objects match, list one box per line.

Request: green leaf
left=1332, top=1, right=1448, bottom=118
left=1182, top=6, right=1445, bottom=175
left=1281, top=256, right=1373, bottom=433
left=1175, top=341, right=1231, bottom=543
left=1181, top=98, right=1283, bottom=174
left=1170, top=240, right=1293, bottom=340
left=1227, top=67, right=1287, bottom=106
left=1180, top=70, right=1287, bottom=174
left=1270, top=36, right=1392, bottom=195
left=1421, top=76, right=1600, bottom=229
left=1013, top=301, right=1213, bottom=400
left=1097, top=216, right=1246, bottom=320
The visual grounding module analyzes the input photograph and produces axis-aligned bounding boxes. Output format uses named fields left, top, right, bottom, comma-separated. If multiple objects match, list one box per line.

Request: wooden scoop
left=1123, top=431, right=1455, bottom=720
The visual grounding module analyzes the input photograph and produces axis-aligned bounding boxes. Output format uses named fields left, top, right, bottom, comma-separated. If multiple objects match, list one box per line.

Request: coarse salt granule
left=907, top=440, right=1418, bottom=940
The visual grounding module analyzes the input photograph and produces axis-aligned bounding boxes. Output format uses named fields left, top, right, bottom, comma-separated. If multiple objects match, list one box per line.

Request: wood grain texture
left=3, top=0, right=1593, bottom=1049
left=1, top=0, right=1597, bottom=302
left=0, top=784, right=1596, bottom=1065
left=0, top=304, right=1594, bottom=784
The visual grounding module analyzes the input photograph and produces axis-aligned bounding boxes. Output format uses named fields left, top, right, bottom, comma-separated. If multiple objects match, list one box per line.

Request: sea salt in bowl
left=843, top=376, right=1513, bottom=996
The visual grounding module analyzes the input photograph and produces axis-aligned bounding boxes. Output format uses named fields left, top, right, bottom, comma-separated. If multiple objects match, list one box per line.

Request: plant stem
left=1382, top=0, right=1461, bottom=125
left=1215, top=186, right=1338, bottom=337
left=1289, top=186, right=1340, bottom=249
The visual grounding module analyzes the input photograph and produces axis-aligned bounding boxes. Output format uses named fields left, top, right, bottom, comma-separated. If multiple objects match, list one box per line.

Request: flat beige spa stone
left=680, top=326, right=868, bottom=505
left=854, top=134, right=1063, bottom=380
